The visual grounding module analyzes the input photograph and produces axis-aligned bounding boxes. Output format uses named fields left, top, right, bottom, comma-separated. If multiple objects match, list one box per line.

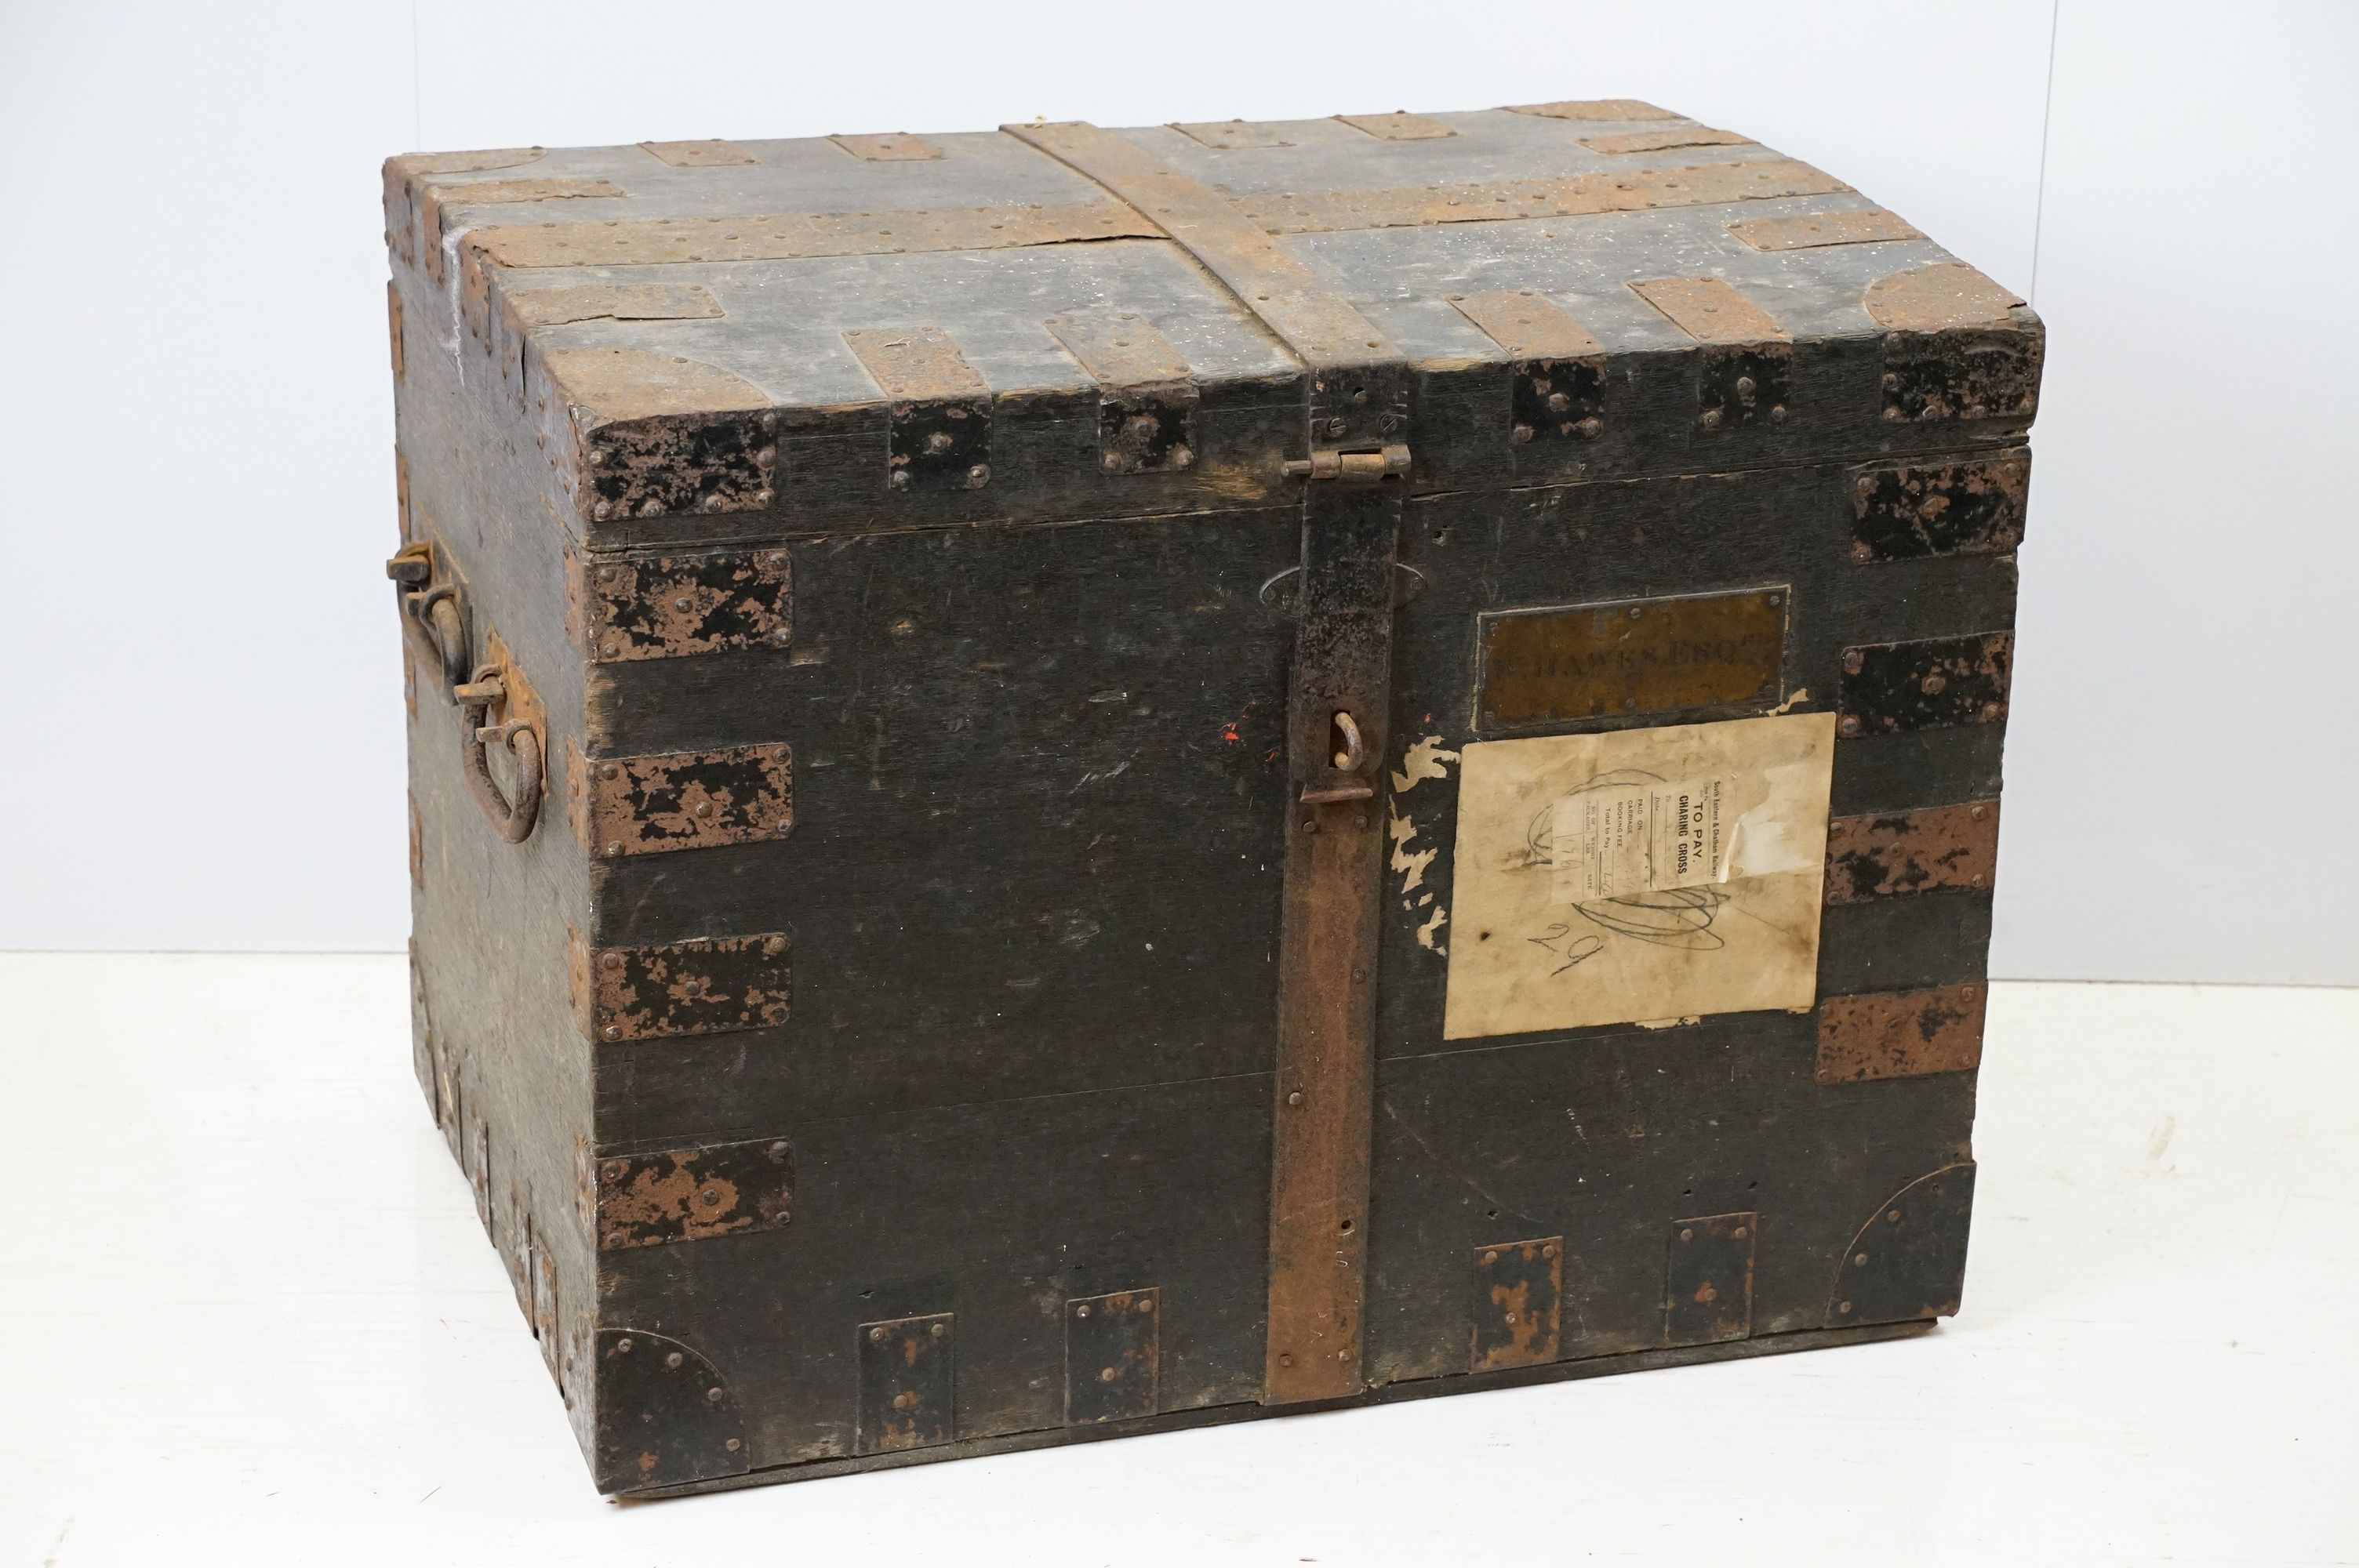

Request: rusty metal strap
left=1001, top=121, right=1397, bottom=373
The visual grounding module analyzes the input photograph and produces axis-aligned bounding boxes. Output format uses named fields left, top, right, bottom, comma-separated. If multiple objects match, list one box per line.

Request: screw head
left=615, top=1337, right=633, bottom=1352
left=1838, top=716, right=1863, bottom=736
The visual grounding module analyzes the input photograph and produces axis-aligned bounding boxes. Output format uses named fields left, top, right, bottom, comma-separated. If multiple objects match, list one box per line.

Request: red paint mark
left=1221, top=724, right=1241, bottom=744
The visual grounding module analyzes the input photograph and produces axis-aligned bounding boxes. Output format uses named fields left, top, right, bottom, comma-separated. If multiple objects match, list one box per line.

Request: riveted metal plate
left=1866, top=263, right=2023, bottom=332
left=595, top=1330, right=747, bottom=1490
left=1234, top=158, right=1847, bottom=235
left=1451, top=292, right=1608, bottom=447
left=579, top=932, right=791, bottom=1041
left=583, top=548, right=792, bottom=662
left=1828, top=1163, right=1976, bottom=1326
left=858, top=1314, right=955, bottom=1454
left=467, top=201, right=1158, bottom=270
left=1837, top=633, right=2012, bottom=736
left=843, top=326, right=994, bottom=493
left=1729, top=208, right=1923, bottom=251
left=1448, top=290, right=1603, bottom=360
left=1826, top=800, right=2000, bottom=903
left=1476, top=587, right=1788, bottom=735
left=576, top=742, right=793, bottom=858
left=1697, top=344, right=1791, bottom=432
left=1170, top=119, right=1296, bottom=149
left=1506, top=99, right=1677, bottom=122
left=1065, top=1289, right=1161, bottom=1424
left=1337, top=111, right=1456, bottom=140
left=1881, top=328, right=2043, bottom=423
left=1045, top=310, right=1200, bottom=475
left=1665, top=1212, right=1756, bottom=1347
left=1471, top=1237, right=1561, bottom=1371
left=1850, top=453, right=2030, bottom=561
left=1630, top=275, right=1790, bottom=345
left=594, top=1135, right=794, bottom=1249
left=1816, top=984, right=1987, bottom=1083
left=1582, top=126, right=1751, bottom=154
left=548, top=350, right=776, bottom=523
left=831, top=132, right=940, bottom=161
left=639, top=139, right=756, bottom=166
left=502, top=281, right=723, bottom=331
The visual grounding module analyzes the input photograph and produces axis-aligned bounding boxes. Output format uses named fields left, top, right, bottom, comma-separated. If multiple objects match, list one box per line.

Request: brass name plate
left=1474, top=587, right=1788, bottom=734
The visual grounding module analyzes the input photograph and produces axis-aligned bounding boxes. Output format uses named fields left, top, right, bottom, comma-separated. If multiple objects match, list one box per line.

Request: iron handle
left=387, top=547, right=471, bottom=696
left=457, top=666, right=543, bottom=844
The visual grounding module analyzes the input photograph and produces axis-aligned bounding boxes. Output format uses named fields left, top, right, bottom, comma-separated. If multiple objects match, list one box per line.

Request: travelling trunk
left=384, top=102, right=2037, bottom=1495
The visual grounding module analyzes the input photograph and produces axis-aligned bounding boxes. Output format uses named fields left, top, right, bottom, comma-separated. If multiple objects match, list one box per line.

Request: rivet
left=700, top=1187, right=720, bottom=1205
left=666, top=1351, right=683, bottom=1368
left=889, top=471, right=910, bottom=491
left=674, top=597, right=692, bottom=612
left=693, top=801, right=711, bottom=816
left=768, top=1141, right=788, bottom=1158
left=616, top=1337, right=634, bottom=1352
left=1350, top=967, right=1367, bottom=982
left=1769, top=405, right=1787, bottom=422
left=605, top=1160, right=627, bottom=1178
left=1851, top=541, right=1874, bottom=561
left=601, top=643, right=620, bottom=658
left=1099, top=1366, right=1119, bottom=1382
left=1733, top=1226, right=1748, bottom=1239
left=1542, top=1243, right=1557, bottom=1258
left=1734, top=375, right=1756, bottom=399
left=754, top=446, right=776, bottom=468
left=1576, top=416, right=1602, bottom=439
left=587, top=448, right=606, bottom=467
left=1843, top=650, right=1865, bottom=673
left=1102, top=452, right=1123, bottom=471
left=1337, top=1346, right=1353, bottom=1360
left=1970, top=874, right=1986, bottom=887
left=1970, top=804, right=1988, bottom=820
left=1698, top=408, right=1723, bottom=431
left=869, top=1327, right=887, bottom=1342
left=1982, top=702, right=2004, bottom=721
left=1076, top=1304, right=1090, bottom=1317
left=1854, top=1251, right=1869, bottom=1266
left=1482, top=1250, right=1498, bottom=1266
left=967, top=464, right=990, bottom=488
left=599, top=764, right=619, bottom=780
left=1510, top=423, right=1534, bottom=445
left=1171, top=445, right=1194, bottom=469
left=1503, top=1312, right=1517, bottom=1325
left=925, top=431, right=954, bottom=453
left=1279, top=1353, right=1293, bottom=1368
left=602, top=1025, right=620, bottom=1041
left=753, top=488, right=773, bottom=506
left=1287, top=1091, right=1303, bottom=1106
left=1887, top=1209, right=1903, bottom=1222
left=1301, top=818, right=1318, bottom=833
left=725, top=1437, right=741, bottom=1451
left=931, top=1322, right=947, bottom=1338
left=1137, top=1298, right=1154, bottom=1315
left=594, top=501, right=612, bottom=520
left=600, top=952, right=622, bottom=971
left=700, top=495, right=725, bottom=514
left=605, top=841, right=623, bottom=855
left=1547, top=391, right=1571, bottom=414
left=1838, top=1299, right=1853, bottom=1313
left=1680, top=1228, right=1694, bottom=1242
left=1883, top=406, right=1905, bottom=422
left=768, top=554, right=790, bottom=569
left=601, top=567, right=625, bottom=586
left=762, top=937, right=786, bottom=956
left=1838, top=716, right=1862, bottom=736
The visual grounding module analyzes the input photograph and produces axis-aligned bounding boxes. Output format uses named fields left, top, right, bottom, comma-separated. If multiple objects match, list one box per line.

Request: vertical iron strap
left=1004, top=122, right=1404, bottom=1403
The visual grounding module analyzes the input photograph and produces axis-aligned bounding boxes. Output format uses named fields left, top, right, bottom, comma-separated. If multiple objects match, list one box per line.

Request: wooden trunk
left=384, top=101, right=2037, bottom=1495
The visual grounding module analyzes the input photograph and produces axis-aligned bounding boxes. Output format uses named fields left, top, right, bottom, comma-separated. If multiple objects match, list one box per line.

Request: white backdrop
left=1, top=1, right=2350, bottom=982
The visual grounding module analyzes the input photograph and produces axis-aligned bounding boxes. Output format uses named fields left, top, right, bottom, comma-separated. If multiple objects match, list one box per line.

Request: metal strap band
left=1003, top=119, right=1398, bottom=1406
left=1001, top=121, right=1399, bottom=374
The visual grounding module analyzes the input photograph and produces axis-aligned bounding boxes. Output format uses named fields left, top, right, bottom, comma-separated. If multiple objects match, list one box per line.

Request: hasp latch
left=1283, top=443, right=1411, bottom=483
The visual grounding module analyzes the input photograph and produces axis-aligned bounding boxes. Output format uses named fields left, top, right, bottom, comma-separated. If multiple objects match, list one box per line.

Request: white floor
left=2, top=956, right=2352, bottom=1567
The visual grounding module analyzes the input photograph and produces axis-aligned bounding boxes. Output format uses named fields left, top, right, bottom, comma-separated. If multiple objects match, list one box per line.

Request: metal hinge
left=1283, top=442, right=1412, bottom=482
